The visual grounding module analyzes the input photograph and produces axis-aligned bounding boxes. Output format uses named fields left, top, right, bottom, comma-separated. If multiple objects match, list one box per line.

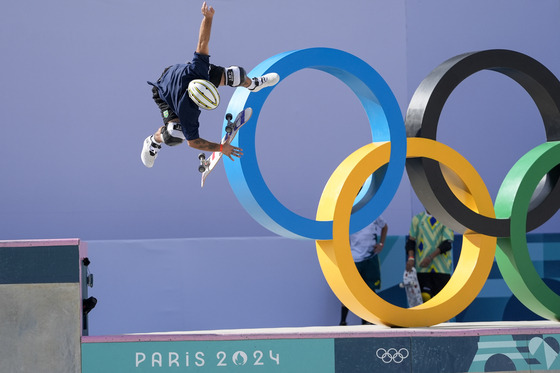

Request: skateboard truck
left=225, top=113, right=234, bottom=134
left=198, top=153, right=207, bottom=173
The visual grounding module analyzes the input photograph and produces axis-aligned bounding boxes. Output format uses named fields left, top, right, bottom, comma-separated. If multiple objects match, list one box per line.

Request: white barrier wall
left=85, top=235, right=407, bottom=335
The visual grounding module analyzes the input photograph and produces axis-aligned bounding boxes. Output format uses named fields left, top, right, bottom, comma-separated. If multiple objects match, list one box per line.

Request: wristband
left=220, top=144, right=223, bottom=152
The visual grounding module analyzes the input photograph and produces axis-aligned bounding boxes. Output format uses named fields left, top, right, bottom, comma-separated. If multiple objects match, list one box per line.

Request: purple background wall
left=1, top=0, right=409, bottom=240
left=2, top=0, right=560, bottom=334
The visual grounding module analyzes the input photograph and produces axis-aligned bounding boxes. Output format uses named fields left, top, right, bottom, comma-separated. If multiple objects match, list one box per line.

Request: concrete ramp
left=0, top=239, right=87, bottom=373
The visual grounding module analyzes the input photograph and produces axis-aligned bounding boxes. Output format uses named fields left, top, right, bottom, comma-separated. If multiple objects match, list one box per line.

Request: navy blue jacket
left=147, top=52, right=210, bottom=140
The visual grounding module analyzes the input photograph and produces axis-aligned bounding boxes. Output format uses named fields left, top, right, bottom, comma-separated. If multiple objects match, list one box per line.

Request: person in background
left=405, top=210, right=454, bottom=302
left=340, top=216, right=388, bottom=325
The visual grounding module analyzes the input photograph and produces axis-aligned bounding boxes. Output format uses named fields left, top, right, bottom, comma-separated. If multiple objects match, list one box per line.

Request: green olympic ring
left=495, top=141, right=560, bottom=321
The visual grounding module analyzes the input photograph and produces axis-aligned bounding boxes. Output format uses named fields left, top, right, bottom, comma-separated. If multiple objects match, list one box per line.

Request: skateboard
left=198, top=107, right=252, bottom=187
left=399, top=267, right=423, bottom=307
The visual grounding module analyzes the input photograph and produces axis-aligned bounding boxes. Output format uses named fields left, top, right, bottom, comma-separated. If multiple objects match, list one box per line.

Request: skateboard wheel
left=225, top=113, right=233, bottom=121
left=198, top=165, right=206, bottom=173
left=225, top=125, right=233, bottom=134
left=198, top=153, right=206, bottom=161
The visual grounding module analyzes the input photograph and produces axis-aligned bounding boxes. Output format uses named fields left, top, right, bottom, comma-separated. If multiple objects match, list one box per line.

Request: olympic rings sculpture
left=223, top=48, right=560, bottom=327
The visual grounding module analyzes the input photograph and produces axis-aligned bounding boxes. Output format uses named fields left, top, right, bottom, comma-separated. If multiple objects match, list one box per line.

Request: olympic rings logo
left=223, top=48, right=560, bottom=327
left=376, top=348, right=409, bottom=364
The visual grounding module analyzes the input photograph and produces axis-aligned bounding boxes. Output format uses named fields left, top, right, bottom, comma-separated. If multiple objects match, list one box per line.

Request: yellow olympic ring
left=316, top=138, right=497, bottom=327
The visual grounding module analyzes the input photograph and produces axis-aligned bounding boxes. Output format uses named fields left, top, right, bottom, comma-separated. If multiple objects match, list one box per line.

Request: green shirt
left=409, top=212, right=454, bottom=274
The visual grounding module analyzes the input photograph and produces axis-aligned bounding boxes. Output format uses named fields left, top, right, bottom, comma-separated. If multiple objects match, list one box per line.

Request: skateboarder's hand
left=201, top=2, right=214, bottom=18
left=222, top=143, right=243, bottom=160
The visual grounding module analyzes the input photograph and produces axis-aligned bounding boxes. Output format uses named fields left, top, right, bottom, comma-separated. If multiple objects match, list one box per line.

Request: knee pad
left=225, top=65, right=247, bottom=87
left=208, top=64, right=224, bottom=87
left=161, top=123, right=185, bottom=146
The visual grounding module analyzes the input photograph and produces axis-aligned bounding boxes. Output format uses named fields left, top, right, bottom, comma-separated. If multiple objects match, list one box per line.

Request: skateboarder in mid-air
left=141, top=2, right=279, bottom=168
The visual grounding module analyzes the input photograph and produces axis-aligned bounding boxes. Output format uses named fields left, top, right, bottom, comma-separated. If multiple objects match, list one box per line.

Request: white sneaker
left=249, top=73, right=280, bottom=92
left=141, top=135, right=161, bottom=168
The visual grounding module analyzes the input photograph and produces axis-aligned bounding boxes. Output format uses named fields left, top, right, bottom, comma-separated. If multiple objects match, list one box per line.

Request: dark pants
left=417, top=272, right=451, bottom=298
left=340, top=255, right=380, bottom=325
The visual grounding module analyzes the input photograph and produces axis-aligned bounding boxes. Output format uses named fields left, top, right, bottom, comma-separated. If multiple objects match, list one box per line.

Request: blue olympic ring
left=223, top=48, right=407, bottom=240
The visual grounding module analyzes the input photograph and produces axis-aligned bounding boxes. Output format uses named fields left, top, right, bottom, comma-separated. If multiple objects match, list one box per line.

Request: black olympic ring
left=376, top=347, right=409, bottom=364
left=405, top=49, right=560, bottom=236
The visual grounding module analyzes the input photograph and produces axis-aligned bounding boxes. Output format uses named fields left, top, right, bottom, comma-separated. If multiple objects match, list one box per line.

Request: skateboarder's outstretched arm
left=188, top=138, right=243, bottom=160
left=196, top=2, right=214, bottom=56
left=150, top=125, right=243, bottom=160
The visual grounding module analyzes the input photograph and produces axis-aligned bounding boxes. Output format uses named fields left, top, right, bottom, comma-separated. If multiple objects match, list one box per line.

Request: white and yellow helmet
left=188, top=79, right=220, bottom=110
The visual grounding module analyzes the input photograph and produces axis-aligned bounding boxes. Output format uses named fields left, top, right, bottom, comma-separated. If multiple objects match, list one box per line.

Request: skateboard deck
left=198, top=107, right=252, bottom=187
left=400, top=267, right=423, bottom=307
